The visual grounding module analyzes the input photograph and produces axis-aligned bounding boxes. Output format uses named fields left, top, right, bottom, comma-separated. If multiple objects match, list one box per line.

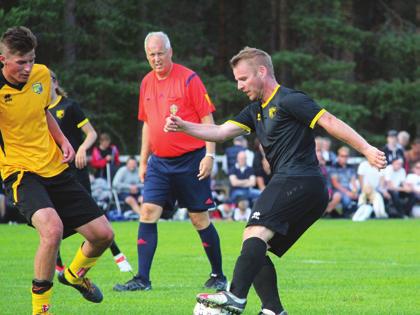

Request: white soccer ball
left=193, top=302, right=229, bottom=315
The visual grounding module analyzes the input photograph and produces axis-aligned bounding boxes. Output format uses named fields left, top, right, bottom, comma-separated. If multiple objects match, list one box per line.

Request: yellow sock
left=32, top=286, right=52, bottom=315
left=64, top=245, right=99, bottom=285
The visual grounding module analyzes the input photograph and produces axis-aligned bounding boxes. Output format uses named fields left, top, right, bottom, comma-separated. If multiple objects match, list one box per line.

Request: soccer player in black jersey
left=165, top=47, right=387, bottom=315
left=48, top=72, right=133, bottom=273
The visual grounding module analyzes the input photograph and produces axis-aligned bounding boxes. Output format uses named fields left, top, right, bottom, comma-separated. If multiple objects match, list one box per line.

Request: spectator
left=402, top=161, right=420, bottom=216
left=321, top=137, right=337, bottom=166
left=216, top=203, right=234, bottom=221
left=232, top=198, right=252, bottom=221
left=352, top=160, right=387, bottom=221
left=405, top=137, right=420, bottom=170
left=253, top=140, right=271, bottom=191
left=229, top=151, right=261, bottom=205
left=315, top=142, right=342, bottom=217
left=90, top=132, right=120, bottom=179
left=398, top=130, right=410, bottom=150
left=383, top=130, right=405, bottom=165
left=330, top=146, right=358, bottom=216
left=112, top=156, right=143, bottom=215
left=381, top=158, right=408, bottom=217
left=222, top=135, right=254, bottom=173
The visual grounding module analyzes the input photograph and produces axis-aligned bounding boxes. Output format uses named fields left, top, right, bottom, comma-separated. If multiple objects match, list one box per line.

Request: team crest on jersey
left=4, top=94, right=12, bottom=103
left=56, top=109, right=65, bottom=119
left=269, top=107, right=277, bottom=119
left=32, top=82, right=43, bottom=94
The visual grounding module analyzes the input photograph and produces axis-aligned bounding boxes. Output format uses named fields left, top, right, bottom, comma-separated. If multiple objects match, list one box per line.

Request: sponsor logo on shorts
left=251, top=211, right=261, bottom=220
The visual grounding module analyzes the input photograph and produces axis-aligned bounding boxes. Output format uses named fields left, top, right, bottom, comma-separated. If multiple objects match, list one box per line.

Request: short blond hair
left=230, top=47, right=274, bottom=77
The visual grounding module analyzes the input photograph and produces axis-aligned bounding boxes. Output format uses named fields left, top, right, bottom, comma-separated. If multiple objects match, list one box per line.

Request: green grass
left=1, top=219, right=419, bottom=314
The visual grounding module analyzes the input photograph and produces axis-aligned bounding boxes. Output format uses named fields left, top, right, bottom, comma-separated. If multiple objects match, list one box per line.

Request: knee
left=140, top=204, right=160, bottom=222
left=101, top=228, right=114, bottom=247
left=39, top=222, right=63, bottom=248
left=190, top=212, right=210, bottom=230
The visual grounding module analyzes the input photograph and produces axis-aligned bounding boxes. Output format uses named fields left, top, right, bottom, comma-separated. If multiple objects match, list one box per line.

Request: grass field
left=1, top=219, right=419, bottom=315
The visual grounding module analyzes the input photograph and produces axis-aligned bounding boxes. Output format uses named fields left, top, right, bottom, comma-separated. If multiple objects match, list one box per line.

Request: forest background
left=1, top=0, right=419, bottom=154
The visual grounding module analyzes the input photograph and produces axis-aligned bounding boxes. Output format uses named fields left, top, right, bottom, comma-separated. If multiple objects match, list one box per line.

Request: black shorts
left=247, top=175, right=329, bottom=257
left=3, top=169, right=103, bottom=238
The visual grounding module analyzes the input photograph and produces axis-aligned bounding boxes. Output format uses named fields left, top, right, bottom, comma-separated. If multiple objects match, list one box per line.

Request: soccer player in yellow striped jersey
left=0, top=26, right=114, bottom=315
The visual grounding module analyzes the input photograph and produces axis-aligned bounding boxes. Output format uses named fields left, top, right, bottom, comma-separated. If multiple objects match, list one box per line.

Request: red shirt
left=138, top=63, right=215, bottom=157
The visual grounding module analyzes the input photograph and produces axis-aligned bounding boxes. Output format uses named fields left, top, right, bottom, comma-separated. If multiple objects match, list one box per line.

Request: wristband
left=205, top=153, right=216, bottom=159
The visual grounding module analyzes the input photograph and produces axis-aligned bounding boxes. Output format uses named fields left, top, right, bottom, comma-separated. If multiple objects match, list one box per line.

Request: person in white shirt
left=233, top=198, right=252, bottom=222
left=353, top=160, right=387, bottom=221
left=402, top=161, right=420, bottom=216
left=381, top=158, right=407, bottom=217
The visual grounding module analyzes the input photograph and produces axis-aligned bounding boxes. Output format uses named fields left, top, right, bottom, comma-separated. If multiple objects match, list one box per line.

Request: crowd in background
left=1, top=130, right=419, bottom=224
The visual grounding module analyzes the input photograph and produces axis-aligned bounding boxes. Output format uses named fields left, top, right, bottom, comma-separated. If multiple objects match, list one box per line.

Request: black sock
left=253, top=255, right=283, bottom=313
left=56, top=250, right=64, bottom=267
left=137, top=222, right=157, bottom=283
left=109, top=240, right=121, bottom=256
left=230, top=237, right=267, bottom=299
left=198, top=223, right=223, bottom=276
left=32, top=279, right=53, bottom=294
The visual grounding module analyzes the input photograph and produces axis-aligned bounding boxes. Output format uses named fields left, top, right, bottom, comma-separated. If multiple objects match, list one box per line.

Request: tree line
left=1, top=0, right=419, bottom=153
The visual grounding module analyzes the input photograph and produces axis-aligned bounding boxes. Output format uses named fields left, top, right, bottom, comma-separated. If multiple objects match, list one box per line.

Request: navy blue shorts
left=143, top=148, right=214, bottom=212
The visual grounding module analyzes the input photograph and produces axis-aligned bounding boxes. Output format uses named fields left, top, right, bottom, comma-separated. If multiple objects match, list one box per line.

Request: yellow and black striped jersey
left=0, top=64, right=68, bottom=180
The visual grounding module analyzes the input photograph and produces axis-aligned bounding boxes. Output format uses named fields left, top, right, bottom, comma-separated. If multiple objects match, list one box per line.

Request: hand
left=139, top=162, right=147, bottom=183
left=364, top=146, right=387, bottom=169
left=197, top=156, right=213, bottom=180
left=75, top=148, right=87, bottom=169
left=164, top=115, right=185, bottom=132
left=105, top=155, right=113, bottom=162
left=61, top=140, right=75, bottom=163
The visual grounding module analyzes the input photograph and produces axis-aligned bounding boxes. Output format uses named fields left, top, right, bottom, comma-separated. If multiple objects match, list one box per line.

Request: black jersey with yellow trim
left=48, top=95, right=88, bottom=153
left=228, top=85, right=325, bottom=176
left=0, top=64, right=68, bottom=180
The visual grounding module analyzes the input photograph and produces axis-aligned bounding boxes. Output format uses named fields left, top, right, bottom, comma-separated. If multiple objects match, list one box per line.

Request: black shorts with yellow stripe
left=246, top=174, right=329, bottom=257
left=3, top=169, right=103, bottom=238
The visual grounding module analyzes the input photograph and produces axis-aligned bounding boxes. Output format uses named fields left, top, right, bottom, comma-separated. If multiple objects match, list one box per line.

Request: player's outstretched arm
left=164, top=115, right=245, bottom=143
left=317, top=111, right=386, bottom=169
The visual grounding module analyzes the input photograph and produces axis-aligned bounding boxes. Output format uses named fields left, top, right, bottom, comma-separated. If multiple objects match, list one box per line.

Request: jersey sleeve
left=69, top=100, right=88, bottom=128
left=138, top=81, right=147, bottom=122
left=187, top=73, right=215, bottom=118
left=282, top=92, right=325, bottom=129
left=227, top=105, right=255, bottom=134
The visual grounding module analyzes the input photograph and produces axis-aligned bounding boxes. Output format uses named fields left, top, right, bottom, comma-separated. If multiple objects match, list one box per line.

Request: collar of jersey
left=48, top=95, right=62, bottom=109
left=0, top=68, right=26, bottom=90
left=261, top=84, right=281, bottom=109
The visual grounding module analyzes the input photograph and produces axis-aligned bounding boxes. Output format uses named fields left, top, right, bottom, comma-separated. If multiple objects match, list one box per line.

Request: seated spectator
left=402, top=161, right=420, bottom=216
left=112, top=156, right=143, bottom=215
left=321, top=137, right=337, bottom=166
left=216, top=203, right=234, bottom=221
left=90, top=132, right=120, bottom=179
left=381, top=158, right=409, bottom=217
left=222, top=135, right=254, bottom=174
left=233, top=198, right=252, bottom=221
left=405, top=137, right=420, bottom=170
left=352, top=160, right=388, bottom=221
left=383, top=130, right=405, bottom=165
left=253, top=140, right=271, bottom=191
left=315, top=142, right=342, bottom=217
left=398, top=130, right=410, bottom=150
left=229, top=151, right=261, bottom=205
left=330, top=146, right=358, bottom=216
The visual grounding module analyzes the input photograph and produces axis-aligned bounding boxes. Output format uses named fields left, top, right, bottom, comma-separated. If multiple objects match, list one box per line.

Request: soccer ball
left=193, top=302, right=229, bottom=315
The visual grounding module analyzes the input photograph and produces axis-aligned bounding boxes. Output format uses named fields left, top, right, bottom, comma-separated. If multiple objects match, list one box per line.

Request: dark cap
left=387, top=130, right=398, bottom=137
